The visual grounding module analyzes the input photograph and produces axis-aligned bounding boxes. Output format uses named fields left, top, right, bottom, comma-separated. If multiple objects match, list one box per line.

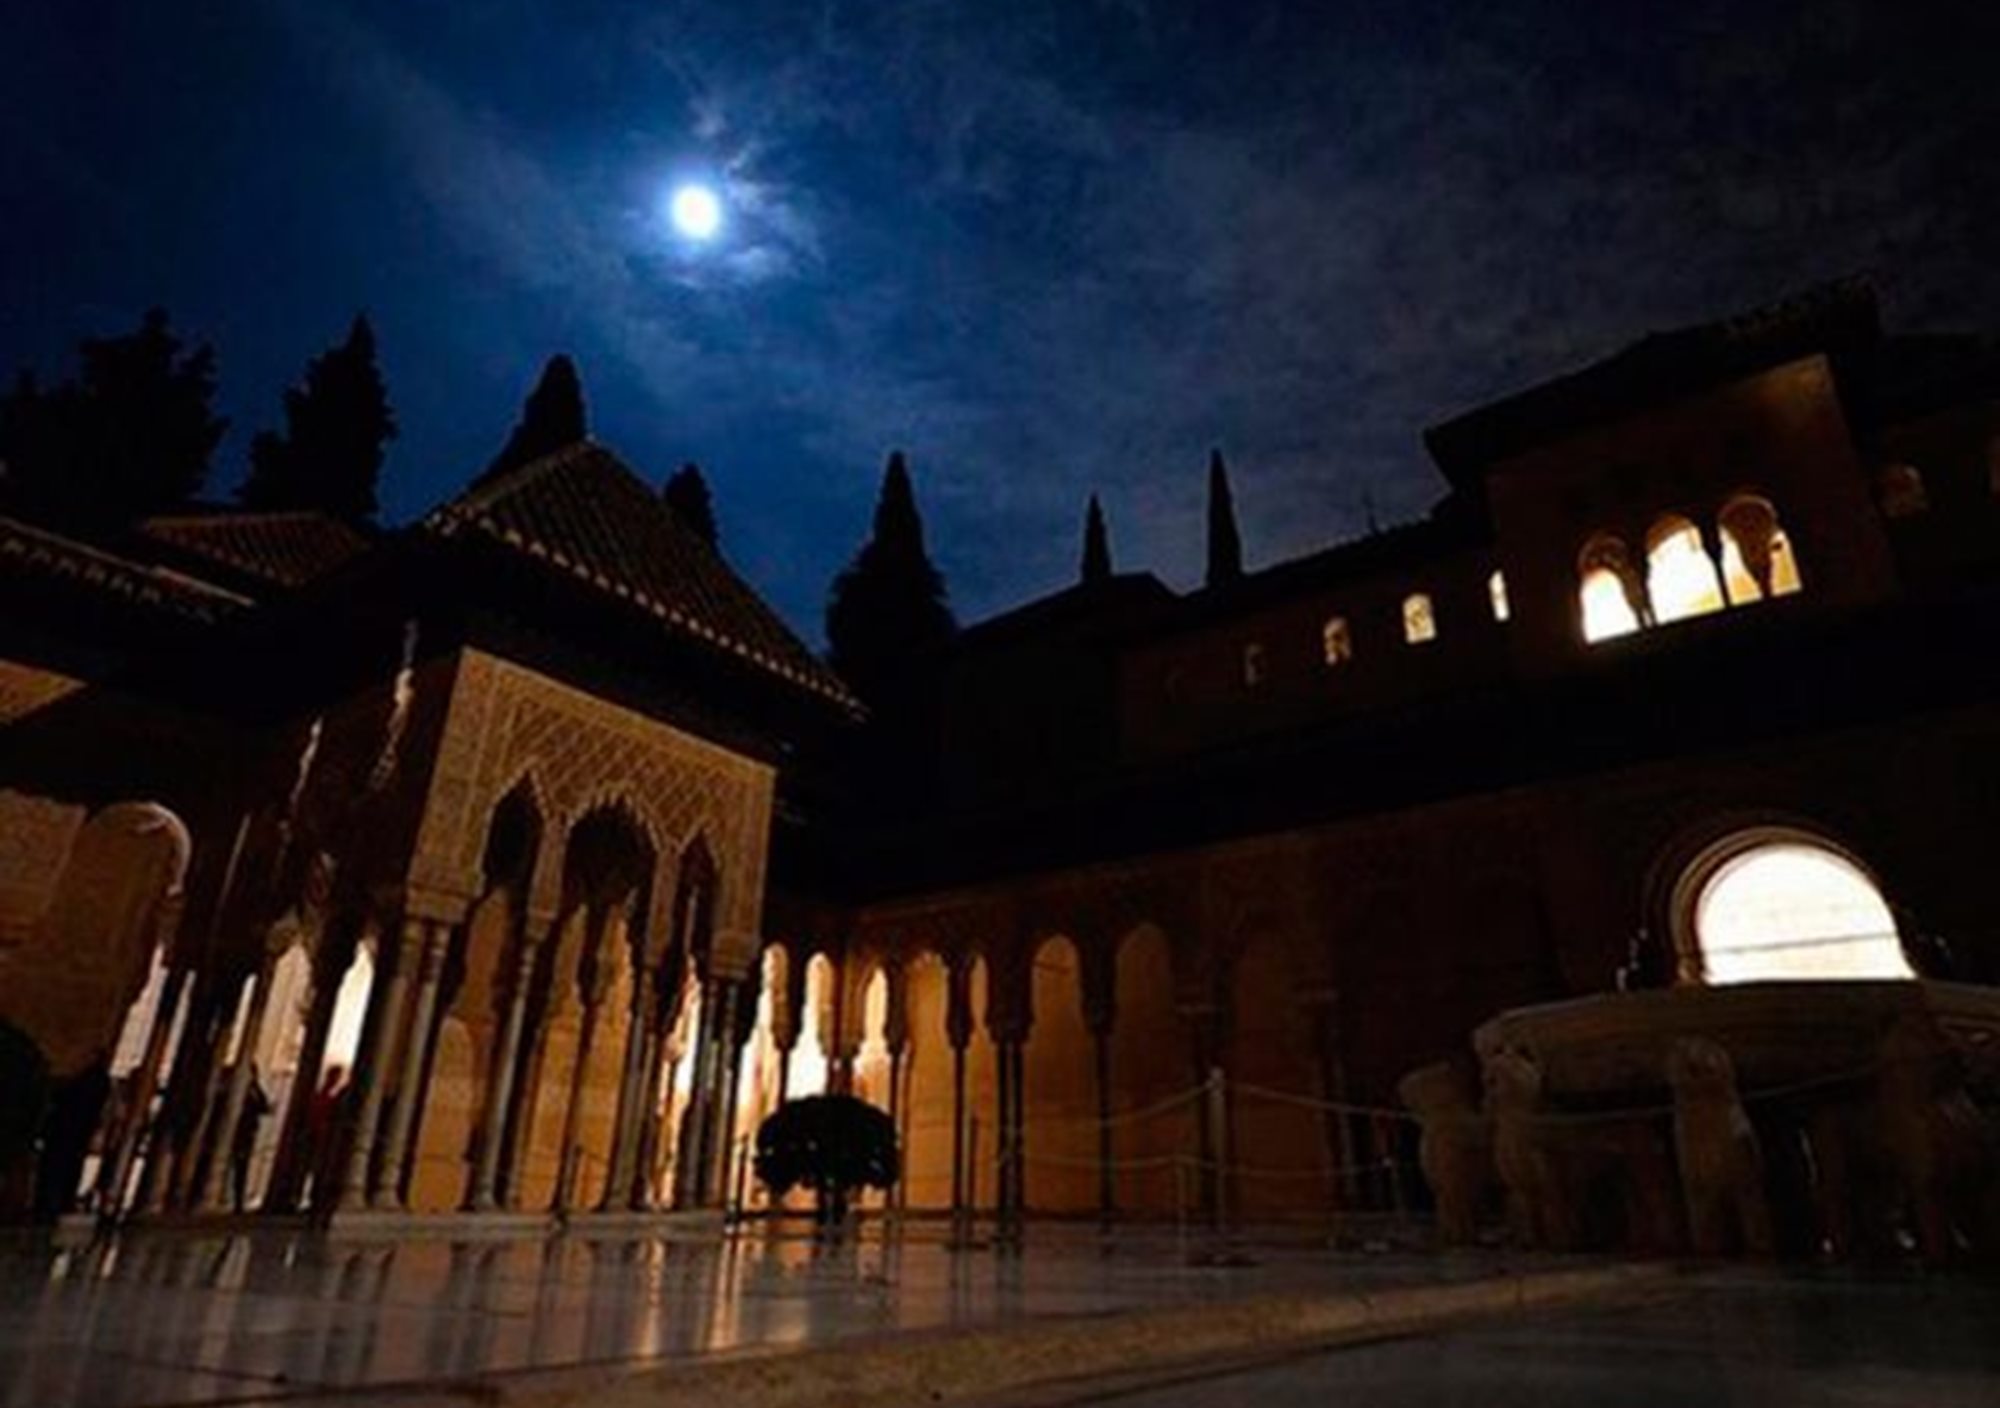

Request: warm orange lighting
left=1580, top=568, right=1640, bottom=642
left=1402, top=593, right=1436, bottom=644
left=1720, top=529, right=1803, bottom=604
left=1646, top=520, right=1725, bottom=624
left=1487, top=570, right=1510, bottom=623
left=1321, top=616, right=1353, bottom=665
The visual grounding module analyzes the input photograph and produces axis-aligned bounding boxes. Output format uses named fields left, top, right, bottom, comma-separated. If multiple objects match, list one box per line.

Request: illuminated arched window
left=1242, top=642, right=1268, bottom=687
left=1487, top=570, right=1510, bottom=623
left=1402, top=593, right=1436, bottom=645
left=1877, top=463, right=1928, bottom=519
left=1718, top=494, right=1803, bottom=605
left=1680, top=833, right=1912, bottom=985
left=1321, top=616, right=1353, bottom=666
left=1645, top=515, right=1726, bottom=624
left=1578, top=535, right=1642, bottom=643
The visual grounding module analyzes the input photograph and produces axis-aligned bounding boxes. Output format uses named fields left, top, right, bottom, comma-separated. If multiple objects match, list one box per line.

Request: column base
left=559, top=1208, right=726, bottom=1240
left=323, top=1208, right=558, bottom=1242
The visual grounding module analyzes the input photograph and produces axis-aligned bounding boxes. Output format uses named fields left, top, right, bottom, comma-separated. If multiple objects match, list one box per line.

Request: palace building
left=4, top=280, right=1999, bottom=1233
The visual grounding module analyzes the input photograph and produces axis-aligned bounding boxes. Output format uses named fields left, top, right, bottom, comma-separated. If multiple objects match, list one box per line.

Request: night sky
left=4, top=2, right=1997, bottom=637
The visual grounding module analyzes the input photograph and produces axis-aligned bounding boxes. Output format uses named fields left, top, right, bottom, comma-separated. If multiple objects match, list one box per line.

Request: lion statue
left=1666, top=1036, right=1772, bottom=1257
left=1398, top=1061, right=1491, bottom=1247
left=1483, top=1047, right=1578, bottom=1250
left=1870, top=1017, right=2000, bottom=1262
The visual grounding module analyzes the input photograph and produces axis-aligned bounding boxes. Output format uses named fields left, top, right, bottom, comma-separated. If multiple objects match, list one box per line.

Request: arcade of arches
left=0, top=659, right=1961, bottom=1232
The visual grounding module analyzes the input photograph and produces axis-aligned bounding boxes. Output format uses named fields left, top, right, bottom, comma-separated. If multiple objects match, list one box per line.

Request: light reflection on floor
left=0, top=1220, right=1500, bottom=1408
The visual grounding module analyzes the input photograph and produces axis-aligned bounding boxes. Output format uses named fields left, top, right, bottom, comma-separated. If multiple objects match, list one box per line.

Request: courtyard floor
left=1061, top=1269, right=2000, bottom=1408
left=2, top=1219, right=1993, bottom=1408
left=0, top=1218, right=1553, bottom=1408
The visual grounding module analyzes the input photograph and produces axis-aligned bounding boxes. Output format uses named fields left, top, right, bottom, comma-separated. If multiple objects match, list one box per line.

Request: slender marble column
left=623, top=1018, right=665, bottom=1209
left=263, top=945, right=342, bottom=1212
left=672, top=983, right=718, bottom=1209
left=1094, top=1029, right=1114, bottom=1226
left=600, top=966, right=655, bottom=1211
left=468, top=923, right=544, bottom=1211
left=554, top=918, right=616, bottom=1211
left=993, top=1040, right=1015, bottom=1231
left=948, top=1040, right=968, bottom=1236
left=374, top=919, right=452, bottom=1210
left=134, top=974, right=218, bottom=1213
left=336, top=919, right=421, bottom=1211
left=199, top=949, right=281, bottom=1211
left=710, top=984, right=749, bottom=1207
left=97, top=966, right=190, bottom=1216
left=1003, top=1041, right=1026, bottom=1242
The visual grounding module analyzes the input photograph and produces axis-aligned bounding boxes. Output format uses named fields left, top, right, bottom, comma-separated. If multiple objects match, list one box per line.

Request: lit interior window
left=1694, top=842, right=1913, bottom=985
left=1720, top=528, right=1804, bottom=605
left=1402, top=593, right=1437, bottom=645
left=1242, top=642, right=1268, bottom=686
left=1646, top=519, right=1726, bottom=624
left=1488, top=570, right=1510, bottom=623
left=1580, top=568, right=1640, bottom=642
left=1322, top=616, right=1353, bottom=666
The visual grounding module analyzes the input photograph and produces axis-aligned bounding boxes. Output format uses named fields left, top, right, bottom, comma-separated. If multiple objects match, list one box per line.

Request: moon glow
left=670, top=183, right=723, bottom=241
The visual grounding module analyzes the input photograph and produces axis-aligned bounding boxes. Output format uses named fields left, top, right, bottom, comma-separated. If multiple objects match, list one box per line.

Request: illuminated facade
left=3, top=281, right=1999, bottom=1234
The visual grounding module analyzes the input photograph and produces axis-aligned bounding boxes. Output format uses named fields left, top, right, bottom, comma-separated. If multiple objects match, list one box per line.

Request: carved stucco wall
left=405, top=649, right=775, bottom=976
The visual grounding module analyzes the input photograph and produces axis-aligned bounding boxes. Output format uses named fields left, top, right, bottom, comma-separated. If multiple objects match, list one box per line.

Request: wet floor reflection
left=0, top=1221, right=1499, bottom=1408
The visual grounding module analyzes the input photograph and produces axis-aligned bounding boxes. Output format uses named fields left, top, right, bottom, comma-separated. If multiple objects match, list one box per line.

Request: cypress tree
left=1080, top=493, right=1112, bottom=585
left=0, top=309, right=225, bottom=535
left=663, top=462, right=719, bottom=546
left=237, top=315, right=396, bottom=522
left=481, top=354, right=586, bottom=483
left=1205, top=448, right=1243, bottom=587
left=825, top=451, right=956, bottom=704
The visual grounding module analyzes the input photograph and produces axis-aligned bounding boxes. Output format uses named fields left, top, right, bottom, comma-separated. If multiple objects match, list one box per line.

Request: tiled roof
left=1426, top=279, right=1881, bottom=482
left=0, top=514, right=249, bottom=624
left=422, top=440, right=857, bottom=711
left=137, top=510, right=369, bottom=590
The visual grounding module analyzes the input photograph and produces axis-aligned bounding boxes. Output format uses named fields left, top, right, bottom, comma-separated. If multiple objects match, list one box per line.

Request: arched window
left=1677, top=832, right=1912, bottom=985
left=1577, top=535, right=1642, bottom=643
left=1487, top=570, right=1510, bottom=623
left=1645, top=515, right=1726, bottom=624
left=1321, top=616, right=1353, bottom=666
left=1242, top=642, right=1268, bottom=687
left=1877, top=463, right=1928, bottom=519
left=1402, top=593, right=1437, bottom=645
left=1718, top=494, right=1803, bottom=605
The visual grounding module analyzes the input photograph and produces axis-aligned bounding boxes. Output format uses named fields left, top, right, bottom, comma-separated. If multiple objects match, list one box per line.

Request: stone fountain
left=1401, top=980, right=2000, bottom=1261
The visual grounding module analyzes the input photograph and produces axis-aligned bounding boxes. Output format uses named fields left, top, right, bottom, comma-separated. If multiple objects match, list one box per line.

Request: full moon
left=669, top=183, right=723, bottom=241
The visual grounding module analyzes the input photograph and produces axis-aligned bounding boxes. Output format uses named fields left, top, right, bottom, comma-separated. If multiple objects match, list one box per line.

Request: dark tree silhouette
left=481, top=354, right=586, bottom=483
left=0, top=309, right=226, bottom=535
left=664, top=462, right=719, bottom=546
left=1205, top=448, right=1242, bottom=587
left=237, top=316, right=396, bottom=522
left=825, top=451, right=956, bottom=704
left=1080, top=493, right=1112, bottom=584
left=753, top=1094, right=898, bottom=1229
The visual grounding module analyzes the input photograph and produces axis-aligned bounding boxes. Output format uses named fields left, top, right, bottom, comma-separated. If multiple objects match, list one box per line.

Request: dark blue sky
left=4, top=1, right=1996, bottom=637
